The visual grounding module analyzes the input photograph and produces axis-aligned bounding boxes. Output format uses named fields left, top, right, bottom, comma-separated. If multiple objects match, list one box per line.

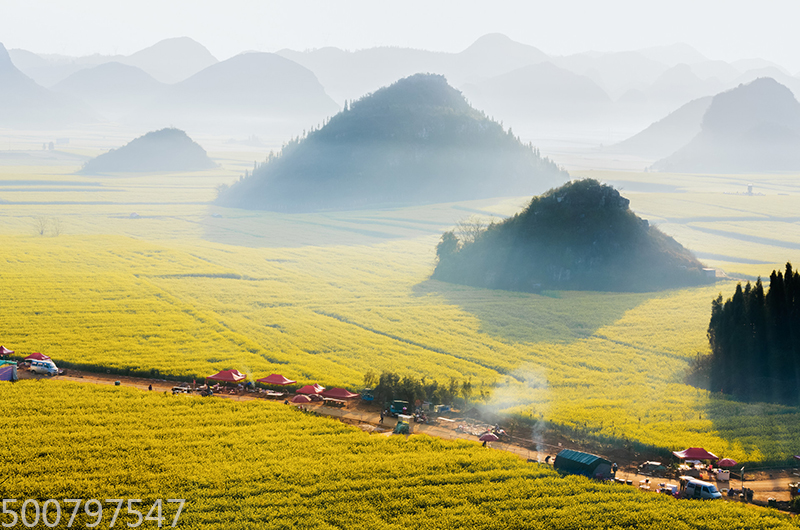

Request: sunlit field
left=2, top=382, right=797, bottom=530
left=2, top=144, right=800, bottom=464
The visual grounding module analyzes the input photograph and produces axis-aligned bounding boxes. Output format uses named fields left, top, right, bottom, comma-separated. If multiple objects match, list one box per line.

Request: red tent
left=717, top=458, right=737, bottom=468
left=206, top=369, right=246, bottom=383
left=673, top=447, right=718, bottom=461
left=297, top=384, right=325, bottom=395
left=256, top=374, right=297, bottom=386
left=291, top=395, right=312, bottom=403
left=321, top=387, right=360, bottom=399
left=0, top=346, right=13, bottom=356
left=24, top=352, right=50, bottom=361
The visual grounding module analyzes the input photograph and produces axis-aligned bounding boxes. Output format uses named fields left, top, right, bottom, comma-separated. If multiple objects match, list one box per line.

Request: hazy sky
left=3, top=0, right=800, bottom=71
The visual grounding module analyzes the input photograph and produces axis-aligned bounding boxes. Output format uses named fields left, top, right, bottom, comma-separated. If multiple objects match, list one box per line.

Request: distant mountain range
left=462, top=62, right=612, bottom=125
left=216, top=74, right=567, bottom=212
left=611, top=96, right=712, bottom=159
left=652, top=78, right=800, bottom=173
left=133, top=52, right=339, bottom=134
left=7, top=34, right=800, bottom=141
left=52, top=62, right=165, bottom=121
left=79, top=128, right=215, bottom=174
left=9, top=37, right=217, bottom=87
left=0, top=42, right=94, bottom=128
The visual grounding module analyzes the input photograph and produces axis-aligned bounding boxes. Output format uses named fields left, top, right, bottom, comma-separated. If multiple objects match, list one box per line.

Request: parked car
left=29, top=359, right=58, bottom=376
left=679, top=476, right=722, bottom=500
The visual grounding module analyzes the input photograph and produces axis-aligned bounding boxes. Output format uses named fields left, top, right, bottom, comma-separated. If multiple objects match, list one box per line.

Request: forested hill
left=705, top=264, right=800, bottom=404
left=433, top=179, right=711, bottom=292
left=80, top=128, right=215, bottom=174
left=215, top=73, right=567, bottom=212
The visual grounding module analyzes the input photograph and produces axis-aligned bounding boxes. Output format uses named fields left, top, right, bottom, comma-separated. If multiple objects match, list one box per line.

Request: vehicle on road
left=29, top=359, right=58, bottom=376
left=679, top=476, right=722, bottom=500
left=389, top=400, right=409, bottom=417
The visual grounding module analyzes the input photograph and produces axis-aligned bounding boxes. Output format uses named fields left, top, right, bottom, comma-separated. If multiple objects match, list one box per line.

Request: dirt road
left=18, top=368, right=800, bottom=508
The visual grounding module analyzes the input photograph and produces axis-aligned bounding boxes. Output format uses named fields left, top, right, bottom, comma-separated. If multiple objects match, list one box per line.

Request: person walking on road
left=379, top=410, right=384, bottom=424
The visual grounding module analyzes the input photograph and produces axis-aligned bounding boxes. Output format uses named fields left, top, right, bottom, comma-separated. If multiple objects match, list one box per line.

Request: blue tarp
left=0, top=364, right=18, bottom=382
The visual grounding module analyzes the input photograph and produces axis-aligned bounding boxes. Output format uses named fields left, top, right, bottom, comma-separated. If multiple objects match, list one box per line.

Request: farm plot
left=1, top=381, right=797, bottom=530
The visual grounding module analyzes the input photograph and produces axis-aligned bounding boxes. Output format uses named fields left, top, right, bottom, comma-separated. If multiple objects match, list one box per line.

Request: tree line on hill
left=702, top=263, right=800, bottom=404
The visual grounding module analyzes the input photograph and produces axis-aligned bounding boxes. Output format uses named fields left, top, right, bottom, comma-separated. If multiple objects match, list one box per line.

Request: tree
left=51, top=218, right=62, bottom=236
left=436, top=231, right=459, bottom=262
left=363, top=370, right=377, bottom=389
left=455, top=216, right=487, bottom=244
left=34, top=217, right=48, bottom=236
left=705, top=263, right=800, bottom=404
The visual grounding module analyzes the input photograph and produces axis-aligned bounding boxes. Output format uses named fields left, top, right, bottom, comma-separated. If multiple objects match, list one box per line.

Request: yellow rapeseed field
left=1, top=382, right=797, bottom=529
left=1, top=159, right=800, bottom=463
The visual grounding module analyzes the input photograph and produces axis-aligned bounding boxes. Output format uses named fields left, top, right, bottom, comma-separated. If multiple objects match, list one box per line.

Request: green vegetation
left=2, top=382, right=798, bottom=530
left=80, top=128, right=215, bottom=174
left=702, top=263, right=800, bottom=404
left=216, top=73, right=566, bottom=212
left=433, top=179, right=711, bottom=292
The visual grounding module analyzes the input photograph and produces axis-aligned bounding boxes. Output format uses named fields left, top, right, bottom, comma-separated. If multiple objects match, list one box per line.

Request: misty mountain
left=9, top=48, right=123, bottom=87
left=121, top=37, right=218, bottom=84
left=79, top=128, right=215, bottom=174
left=277, top=33, right=549, bottom=103
left=732, top=58, right=790, bottom=75
left=0, top=42, right=94, bottom=128
left=10, top=37, right=216, bottom=88
left=551, top=51, right=669, bottom=99
left=612, top=96, right=712, bottom=159
left=732, top=67, right=800, bottom=99
left=52, top=62, right=165, bottom=121
left=455, top=33, right=549, bottom=82
left=433, top=179, right=710, bottom=292
left=636, top=43, right=708, bottom=66
left=653, top=78, right=800, bottom=173
left=216, top=73, right=567, bottom=212
left=643, top=64, right=723, bottom=115
left=136, top=52, right=339, bottom=134
left=462, top=62, right=612, bottom=124
left=688, top=60, right=742, bottom=84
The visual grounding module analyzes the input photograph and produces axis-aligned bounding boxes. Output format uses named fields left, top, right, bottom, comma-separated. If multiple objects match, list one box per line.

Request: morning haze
left=2, top=2, right=800, bottom=528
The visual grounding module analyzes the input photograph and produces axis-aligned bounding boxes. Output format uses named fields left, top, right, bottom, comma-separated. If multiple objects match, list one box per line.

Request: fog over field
left=3, top=2, right=800, bottom=528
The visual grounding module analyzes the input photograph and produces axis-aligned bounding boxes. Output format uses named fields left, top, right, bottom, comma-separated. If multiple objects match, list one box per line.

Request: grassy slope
left=1, top=382, right=796, bottom=530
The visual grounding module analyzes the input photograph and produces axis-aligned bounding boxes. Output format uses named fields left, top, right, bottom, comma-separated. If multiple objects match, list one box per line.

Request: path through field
left=20, top=368, right=798, bottom=508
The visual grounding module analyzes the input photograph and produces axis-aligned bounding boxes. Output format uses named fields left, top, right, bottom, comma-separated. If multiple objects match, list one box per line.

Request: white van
left=680, top=477, right=722, bottom=500
left=29, top=359, right=58, bottom=376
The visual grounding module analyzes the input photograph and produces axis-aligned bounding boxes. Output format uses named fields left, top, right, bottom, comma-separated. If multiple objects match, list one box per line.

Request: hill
left=611, top=96, right=712, bottom=159
left=653, top=78, right=800, bottom=173
left=52, top=62, right=165, bottom=120
left=79, top=128, right=215, bottom=174
left=215, top=73, right=567, bottom=212
left=462, top=62, right=612, bottom=124
left=121, top=36, right=218, bottom=84
left=138, top=52, right=338, bottom=133
left=0, top=42, right=93, bottom=128
left=433, top=179, right=710, bottom=292
left=277, top=33, right=548, bottom=103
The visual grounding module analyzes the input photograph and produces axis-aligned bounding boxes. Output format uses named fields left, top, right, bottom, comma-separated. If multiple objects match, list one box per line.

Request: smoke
left=486, top=364, right=550, bottom=458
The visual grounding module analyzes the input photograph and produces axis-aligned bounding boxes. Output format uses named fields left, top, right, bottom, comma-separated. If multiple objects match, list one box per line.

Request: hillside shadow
left=413, top=279, right=654, bottom=345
